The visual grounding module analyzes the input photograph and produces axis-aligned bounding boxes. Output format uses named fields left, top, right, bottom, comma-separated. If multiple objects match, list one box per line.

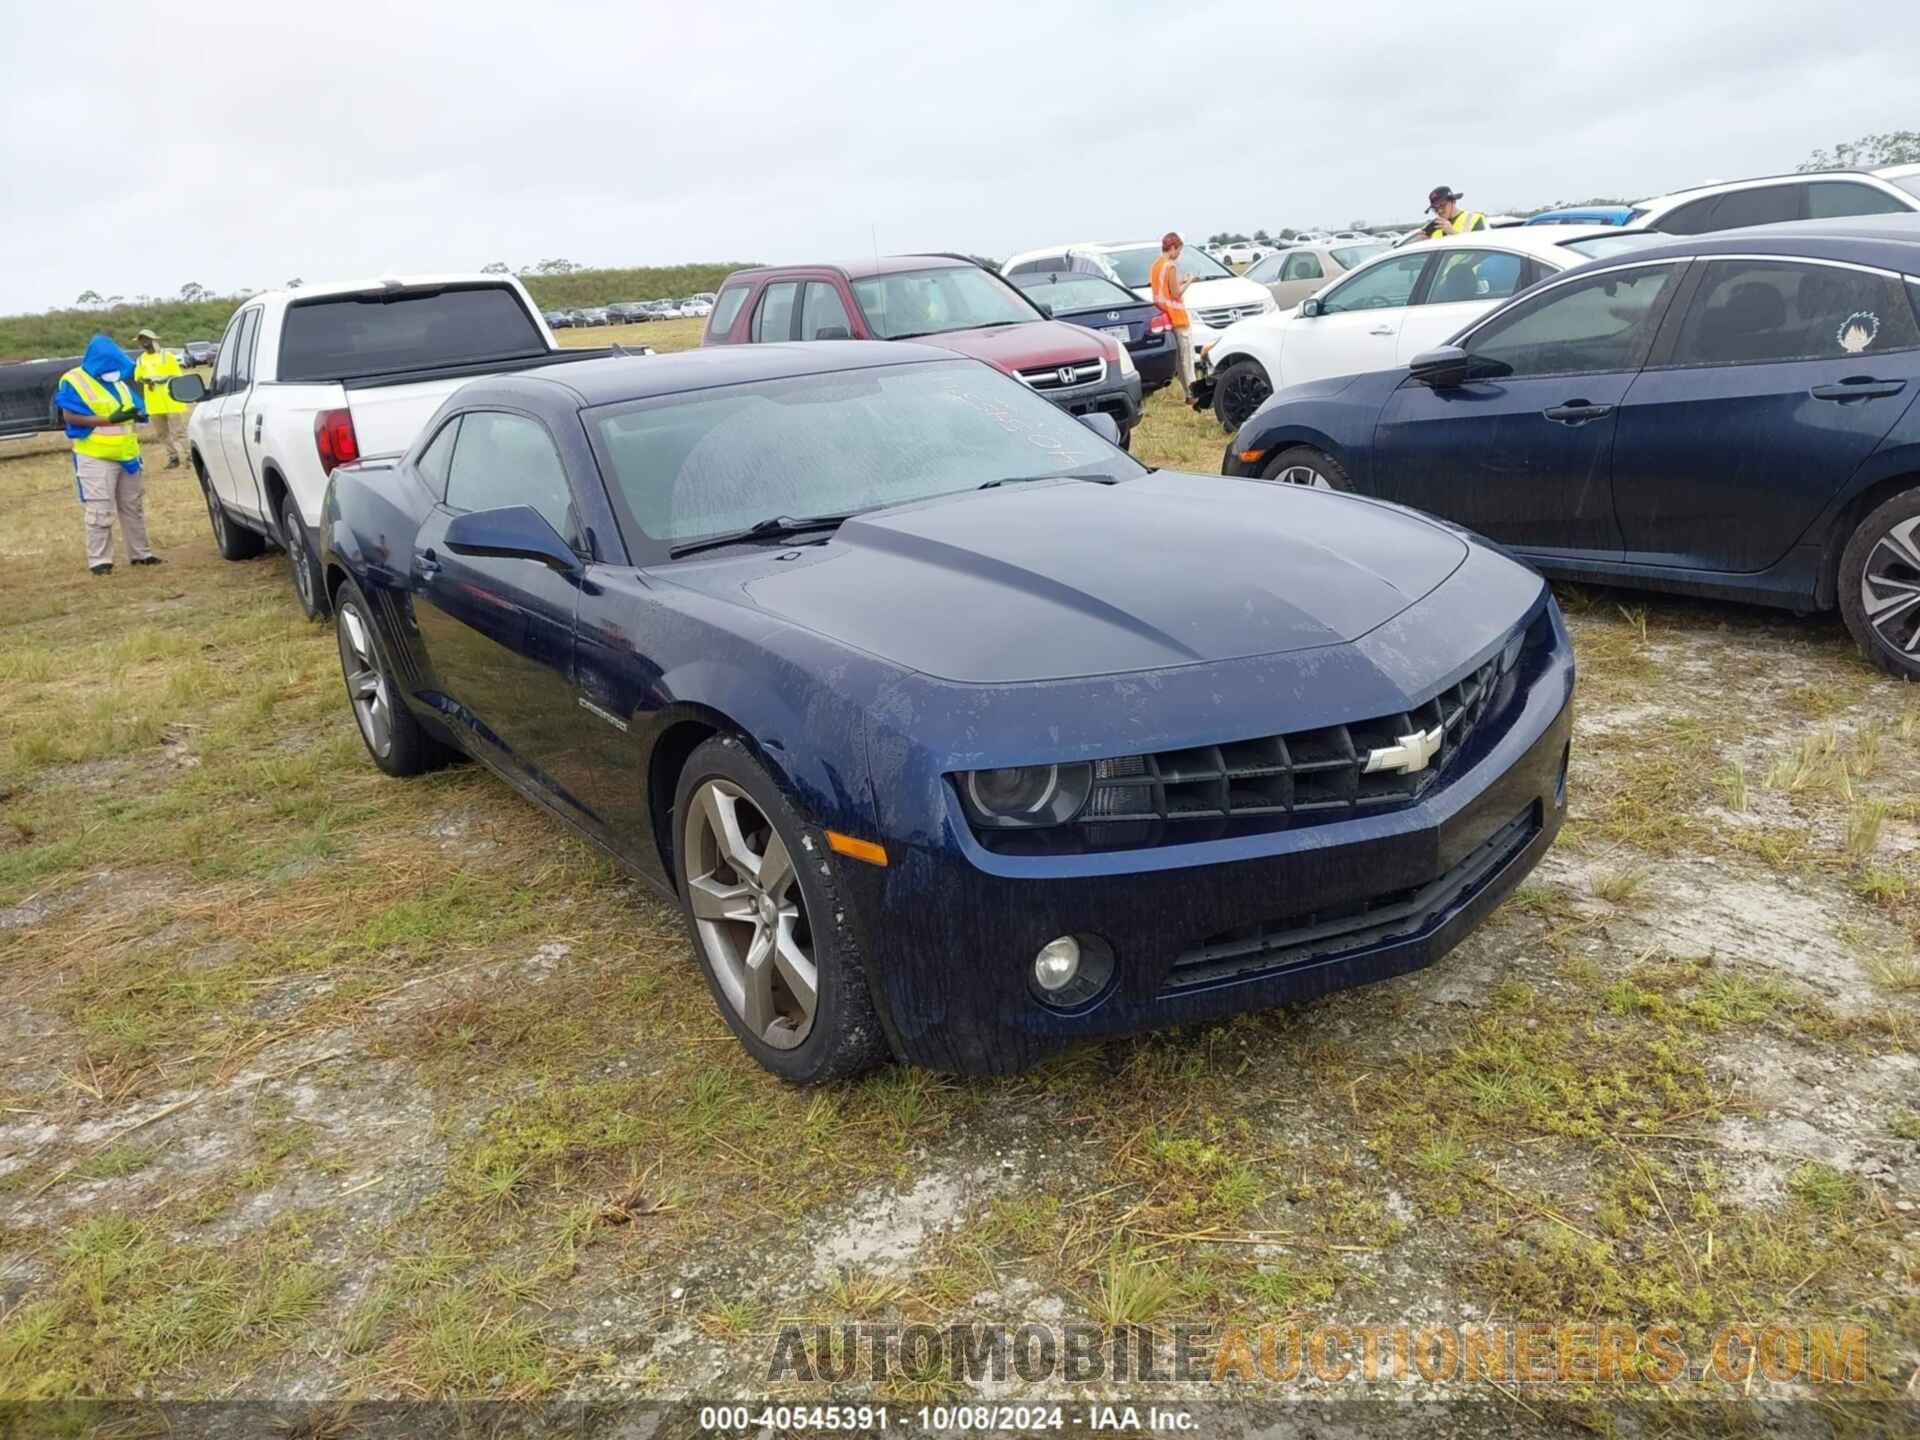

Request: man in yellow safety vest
left=132, top=327, right=189, bottom=468
left=56, top=334, right=159, bottom=576
left=1420, top=185, right=1489, bottom=241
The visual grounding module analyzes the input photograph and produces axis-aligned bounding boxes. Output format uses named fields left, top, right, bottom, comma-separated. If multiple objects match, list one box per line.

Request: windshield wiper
left=668, top=514, right=853, bottom=559
left=977, top=471, right=1117, bottom=490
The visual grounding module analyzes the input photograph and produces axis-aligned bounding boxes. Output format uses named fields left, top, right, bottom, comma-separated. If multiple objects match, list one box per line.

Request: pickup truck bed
left=183, top=274, right=627, bottom=620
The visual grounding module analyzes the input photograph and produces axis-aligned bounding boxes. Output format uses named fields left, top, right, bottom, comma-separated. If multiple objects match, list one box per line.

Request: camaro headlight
left=960, top=763, right=1093, bottom=828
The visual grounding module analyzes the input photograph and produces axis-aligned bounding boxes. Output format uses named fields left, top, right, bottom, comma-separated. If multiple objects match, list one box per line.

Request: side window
left=1655, top=197, right=1723, bottom=236
left=1006, top=254, right=1065, bottom=277
left=751, top=282, right=799, bottom=342
left=1668, top=259, right=1920, bottom=368
left=1706, top=184, right=1804, bottom=232
left=1318, top=254, right=1429, bottom=313
left=1423, top=250, right=1528, bottom=306
left=211, top=311, right=243, bottom=394
left=1463, top=263, right=1682, bottom=379
left=709, top=284, right=750, bottom=337
left=414, top=417, right=460, bottom=499
left=445, top=411, right=576, bottom=545
left=1245, top=253, right=1284, bottom=282
left=233, top=308, right=262, bottom=388
left=799, top=282, right=853, bottom=340
left=1281, top=252, right=1325, bottom=282
left=1806, top=181, right=1912, bottom=219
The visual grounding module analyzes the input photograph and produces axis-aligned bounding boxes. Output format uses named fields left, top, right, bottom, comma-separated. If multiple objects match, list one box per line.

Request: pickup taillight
left=1147, top=310, right=1172, bottom=334
left=315, top=408, right=360, bottom=475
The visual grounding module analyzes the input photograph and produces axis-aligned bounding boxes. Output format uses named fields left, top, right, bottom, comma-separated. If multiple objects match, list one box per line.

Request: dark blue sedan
left=1225, top=218, right=1920, bottom=678
left=320, top=343, right=1573, bottom=1080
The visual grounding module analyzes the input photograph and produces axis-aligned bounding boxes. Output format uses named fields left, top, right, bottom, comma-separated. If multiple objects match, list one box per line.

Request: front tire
left=673, top=737, right=887, bottom=1084
left=1838, top=488, right=1920, bottom=679
left=1212, top=357, right=1274, bottom=432
left=1261, top=445, right=1349, bottom=491
left=198, top=461, right=264, bottom=560
left=281, top=493, right=330, bottom=621
left=333, top=576, right=445, bottom=777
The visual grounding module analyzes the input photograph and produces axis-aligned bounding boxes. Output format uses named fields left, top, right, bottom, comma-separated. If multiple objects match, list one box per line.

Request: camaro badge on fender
left=1364, top=724, right=1444, bottom=776
left=578, top=697, right=629, bottom=733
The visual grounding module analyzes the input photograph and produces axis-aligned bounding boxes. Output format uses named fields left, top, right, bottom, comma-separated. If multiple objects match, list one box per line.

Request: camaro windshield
left=1104, top=245, right=1234, bottom=288
left=851, top=267, right=1037, bottom=339
left=590, top=359, right=1147, bottom=547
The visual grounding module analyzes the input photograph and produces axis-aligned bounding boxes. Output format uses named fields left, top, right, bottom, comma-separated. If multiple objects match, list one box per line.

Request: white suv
left=1001, top=240, right=1277, bottom=352
left=1629, top=166, right=1920, bottom=234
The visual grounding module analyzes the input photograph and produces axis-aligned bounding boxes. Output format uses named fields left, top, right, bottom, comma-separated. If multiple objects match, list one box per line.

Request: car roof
left=1634, top=168, right=1917, bottom=213
left=728, top=254, right=974, bottom=283
left=1551, top=215, right=1920, bottom=275
left=1353, top=225, right=1629, bottom=267
left=240, top=272, right=528, bottom=306
left=472, top=340, right=964, bottom=408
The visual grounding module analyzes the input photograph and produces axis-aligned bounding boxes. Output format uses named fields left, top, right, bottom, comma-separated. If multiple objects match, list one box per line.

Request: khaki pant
left=147, top=409, right=189, bottom=463
left=1174, top=326, right=1197, bottom=393
left=76, top=453, right=153, bottom=568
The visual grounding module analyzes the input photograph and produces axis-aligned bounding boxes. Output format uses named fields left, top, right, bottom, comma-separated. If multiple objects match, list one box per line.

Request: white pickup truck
left=173, top=274, right=617, bottom=618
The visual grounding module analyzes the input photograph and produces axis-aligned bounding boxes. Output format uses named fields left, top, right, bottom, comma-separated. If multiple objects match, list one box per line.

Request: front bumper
left=1037, top=370, right=1142, bottom=433
left=837, top=621, right=1574, bottom=1074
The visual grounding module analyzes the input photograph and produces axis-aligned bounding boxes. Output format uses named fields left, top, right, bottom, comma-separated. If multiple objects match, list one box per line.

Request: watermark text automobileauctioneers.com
left=766, top=1321, right=1875, bottom=1387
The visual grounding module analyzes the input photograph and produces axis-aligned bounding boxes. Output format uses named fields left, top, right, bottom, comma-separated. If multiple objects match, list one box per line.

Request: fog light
left=1033, top=936, right=1081, bottom=993
left=1028, top=933, right=1116, bottom=1010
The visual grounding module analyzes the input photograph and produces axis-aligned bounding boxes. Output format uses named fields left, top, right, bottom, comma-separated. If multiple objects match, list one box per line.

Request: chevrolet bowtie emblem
left=1363, top=724, right=1444, bottom=776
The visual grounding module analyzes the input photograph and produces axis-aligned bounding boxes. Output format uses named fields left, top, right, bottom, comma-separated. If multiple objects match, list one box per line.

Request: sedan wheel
left=1261, top=445, right=1350, bottom=493
left=1861, top=516, right=1920, bottom=656
left=684, top=778, right=817, bottom=1050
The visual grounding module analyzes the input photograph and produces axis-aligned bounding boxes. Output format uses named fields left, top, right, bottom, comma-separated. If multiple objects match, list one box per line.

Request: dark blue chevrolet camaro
left=320, top=342, right=1574, bottom=1081
left=1224, top=218, right=1920, bottom=678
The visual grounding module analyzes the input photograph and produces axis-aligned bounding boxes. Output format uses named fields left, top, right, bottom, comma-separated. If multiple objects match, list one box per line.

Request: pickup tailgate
left=341, top=376, right=477, bottom=457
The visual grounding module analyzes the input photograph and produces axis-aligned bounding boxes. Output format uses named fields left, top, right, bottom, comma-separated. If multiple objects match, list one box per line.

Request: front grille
left=1017, top=357, right=1107, bottom=391
left=1077, top=655, right=1507, bottom=833
left=1194, top=304, right=1266, bottom=328
left=1162, top=807, right=1538, bottom=991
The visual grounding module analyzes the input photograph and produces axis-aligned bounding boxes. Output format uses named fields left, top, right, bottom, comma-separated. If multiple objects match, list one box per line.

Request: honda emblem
left=1057, top=366, right=1076, bottom=386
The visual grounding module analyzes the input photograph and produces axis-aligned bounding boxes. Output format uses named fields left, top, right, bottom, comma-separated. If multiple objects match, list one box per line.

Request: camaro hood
left=667, top=474, right=1468, bottom=684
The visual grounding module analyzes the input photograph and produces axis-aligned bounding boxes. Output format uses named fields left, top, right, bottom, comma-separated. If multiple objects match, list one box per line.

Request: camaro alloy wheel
left=683, top=778, right=817, bottom=1051
left=336, top=602, right=395, bottom=761
left=1861, top=515, right=1920, bottom=659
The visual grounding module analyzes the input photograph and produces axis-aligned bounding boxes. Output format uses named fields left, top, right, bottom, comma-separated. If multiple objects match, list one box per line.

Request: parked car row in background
left=544, top=293, right=718, bottom=329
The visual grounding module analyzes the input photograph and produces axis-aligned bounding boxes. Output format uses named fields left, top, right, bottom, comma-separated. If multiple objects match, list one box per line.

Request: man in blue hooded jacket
left=56, top=335, right=159, bottom=576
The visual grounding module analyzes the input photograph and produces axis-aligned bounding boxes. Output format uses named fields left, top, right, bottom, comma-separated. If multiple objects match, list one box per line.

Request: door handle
left=1810, top=379, right=1905, bottom=402
left=1368, top=325, right=1394, bottom=336
left=1543, top=402, right=1613, bottom=425
left=417, top=547, right=441, bottom=579
left=253, top=414, right=262, bottom=441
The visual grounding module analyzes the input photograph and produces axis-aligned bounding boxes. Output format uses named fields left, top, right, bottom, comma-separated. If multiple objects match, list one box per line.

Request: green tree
left=1799, top=129, right=1920, bottom=171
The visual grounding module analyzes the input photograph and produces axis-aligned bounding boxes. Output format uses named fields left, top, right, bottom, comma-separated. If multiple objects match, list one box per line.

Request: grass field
left=1, top=317, right=1916, bottom=1417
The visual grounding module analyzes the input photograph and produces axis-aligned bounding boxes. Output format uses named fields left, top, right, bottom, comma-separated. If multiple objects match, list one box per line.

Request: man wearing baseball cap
left=132, top=328, right=189, bottom=468
left=1420, top=186, right=1488, bottom=241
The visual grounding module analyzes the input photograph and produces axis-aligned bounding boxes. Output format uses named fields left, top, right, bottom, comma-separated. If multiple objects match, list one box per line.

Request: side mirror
left=1408, top=345, right=1471, bottom=389
left=1299, top=298, right=1324, bottom=318
left=1076, top=412, right=1124, bottom=447
left=812, top=326, right=852, bottom=341
left=169, top=373, right=207, bottom=403
left=444, top=505, right=581, bottom=574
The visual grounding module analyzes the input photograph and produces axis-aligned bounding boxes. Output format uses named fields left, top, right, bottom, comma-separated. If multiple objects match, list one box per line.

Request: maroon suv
left=702, top=255, right=1142, bottom=443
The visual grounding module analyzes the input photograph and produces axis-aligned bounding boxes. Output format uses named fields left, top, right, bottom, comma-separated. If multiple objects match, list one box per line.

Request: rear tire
left=281, top=492, right=330, bottom=621
left=333, top=575, right=446, bottom=777
left=198, top=460, right=263, bottom=560
left=1261, top=445, right=1349, bottom=492
left=672, top=736, right=887, bottom=1084
left=1213, top=357, right=1275, bottom=432
left=1838, top=487, right=1920, bottom=679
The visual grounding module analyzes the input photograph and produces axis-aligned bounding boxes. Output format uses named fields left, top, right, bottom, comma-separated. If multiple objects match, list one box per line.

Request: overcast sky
left=2, top=0, right=1914, bottom=314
